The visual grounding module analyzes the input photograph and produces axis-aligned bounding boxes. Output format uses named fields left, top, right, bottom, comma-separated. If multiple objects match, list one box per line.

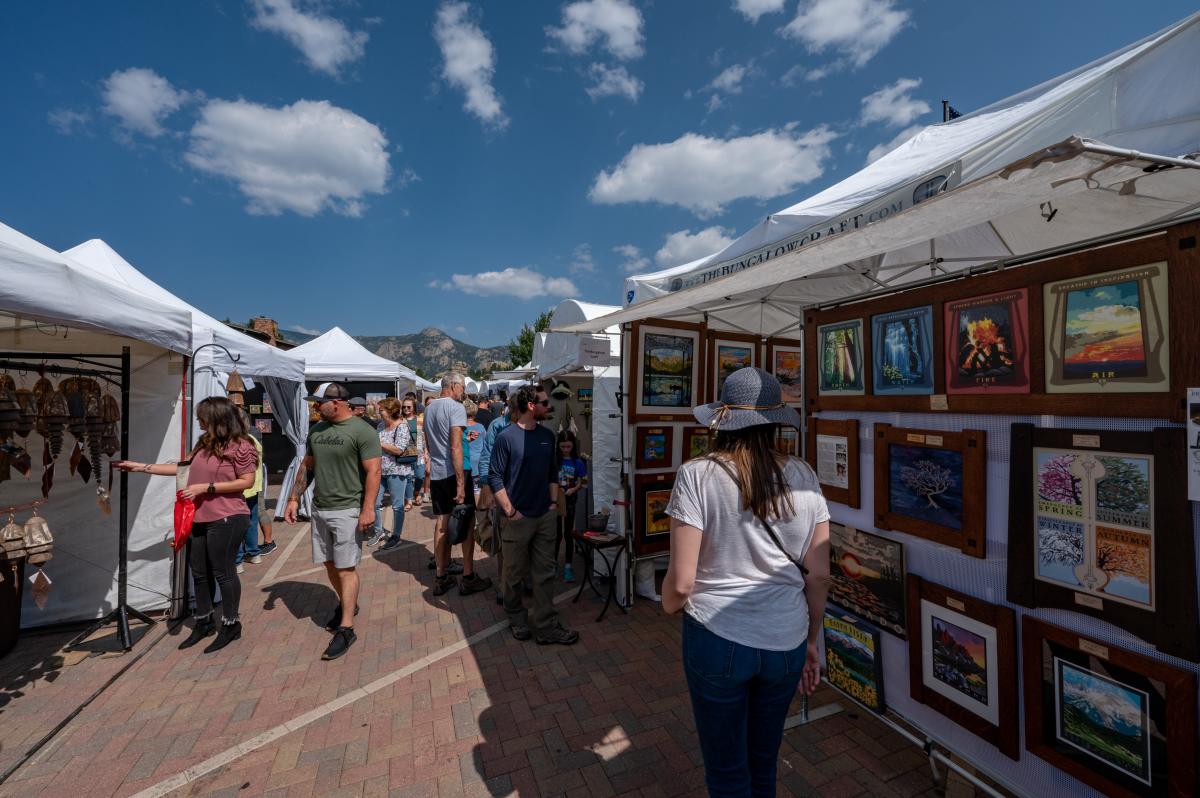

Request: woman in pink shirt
left=115, top=397, right=258, bottom=652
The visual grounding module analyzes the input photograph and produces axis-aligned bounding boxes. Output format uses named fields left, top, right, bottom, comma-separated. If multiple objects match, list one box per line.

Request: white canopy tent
left=592, top=11, right=1200, bottom=333
left=0, top=221, right=193, bottom=627
left=290, top=326, right=415, bottom=384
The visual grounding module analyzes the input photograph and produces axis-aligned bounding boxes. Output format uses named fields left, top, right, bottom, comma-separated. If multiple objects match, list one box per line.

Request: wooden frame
left=681, top=427, right=713, bottom=463
left=1008, top=423, right=1197, bottom=660
left=1022, top=617, right=1197, bottom=797
left=634, top=425, right=674, bottom=470
left=829, top=523, right=905, bottom=637
left=874, top=424, right=986, bottom=558
left=907, top=576, right=1018, bottom=759
left=804, top=222, right=1200, bottom=420
left=705, top=330, right=760, bottom=403
left=822, top=610, right=886, bottom=713
left=806, top=416, right=860, bottom=508
left=766, top=337, right=804, bottom=406
left=633, top=472, right=675, bottom=555
left=629, top=319, right=705, bottom=422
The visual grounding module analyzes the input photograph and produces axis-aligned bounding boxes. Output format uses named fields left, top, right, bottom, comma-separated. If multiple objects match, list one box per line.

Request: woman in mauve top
left=115, top=396, right=258, bottom=653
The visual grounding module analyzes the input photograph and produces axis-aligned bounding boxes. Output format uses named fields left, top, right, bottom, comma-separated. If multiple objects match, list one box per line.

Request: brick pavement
left=0, top=505, right=1001, bottom=798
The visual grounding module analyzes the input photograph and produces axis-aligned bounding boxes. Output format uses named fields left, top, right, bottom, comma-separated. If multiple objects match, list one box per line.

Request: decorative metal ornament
left=0, top=386, right=20, bottom=442
left=60, top=378, right=87, bottom=440
left=14, top=388, right=35, bottom=437
left=40, top=390, right=69, bottom=459
left=22, top=510, right=53, bottom=566
left=0, top=514, right=25, bottom=560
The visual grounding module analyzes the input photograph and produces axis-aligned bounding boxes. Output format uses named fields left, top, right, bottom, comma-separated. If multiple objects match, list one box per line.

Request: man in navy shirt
left=489, top=384, right=579, bottom=645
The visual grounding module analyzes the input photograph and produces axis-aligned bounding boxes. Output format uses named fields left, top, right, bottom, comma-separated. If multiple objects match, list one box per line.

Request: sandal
left=414, top=495, right=424, bottom=506
left=403, top=501, right=413, bottom=512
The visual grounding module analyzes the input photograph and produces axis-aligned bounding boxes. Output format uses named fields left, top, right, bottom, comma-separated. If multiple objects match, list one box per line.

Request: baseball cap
left=305, top=382, right=351, bottom=403
left=348, top=397, right=367, bottom=407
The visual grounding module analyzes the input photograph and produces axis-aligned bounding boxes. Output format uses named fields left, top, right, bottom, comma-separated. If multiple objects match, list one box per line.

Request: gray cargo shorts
left=311, top=507, right=362, bottom=568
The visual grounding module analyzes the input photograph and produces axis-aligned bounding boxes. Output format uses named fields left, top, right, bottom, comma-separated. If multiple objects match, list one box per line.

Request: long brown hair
left=707, top=424, right=794, bottom=521
left=194, top=396, right=252, bottom=460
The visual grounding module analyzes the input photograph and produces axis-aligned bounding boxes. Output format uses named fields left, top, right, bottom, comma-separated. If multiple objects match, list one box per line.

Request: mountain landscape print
left=1056, top=660, right=1151, bottom=784
left=931, top=617, right=989, bottom=706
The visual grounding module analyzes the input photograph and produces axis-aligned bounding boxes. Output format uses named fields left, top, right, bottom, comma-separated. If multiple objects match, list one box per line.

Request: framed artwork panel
left=1023, top=617, right=1197, bottom=798
left=577, top=387, right=593, bottom=402
left=706, top=331, right=760, bottom=402
left=634, top=426, right=674, bottom=470
left=872, top=305, right=935, bottom=395
left=906, top=576, right=1018, bottom=759
left=774, top=426, right=799, bottom=456
left=248, top=404, right=263, bottom=415
left=822, top=610, right=886, bottom=713
left=681, top=427, right=713, bottom=463
left=629, top=319, right=704, bottom=422
left=1007, top=423, right=1196, bottom=660
left=828, top=523, right=905, bottom=637
left=805, top=416, right=860, bottom=508
left=767, top=337, right=804, bottom=406
left=944, top=287, right=1031, bottom=395
left=815, top=319, right=866, bottom=396
left=633, top=473, right=675, bottom=555
left=874, top=424, right=986, bottom=558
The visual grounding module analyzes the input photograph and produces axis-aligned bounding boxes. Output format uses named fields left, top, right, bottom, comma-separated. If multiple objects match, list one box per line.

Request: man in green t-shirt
left=284, top=382, right=381, bottom=661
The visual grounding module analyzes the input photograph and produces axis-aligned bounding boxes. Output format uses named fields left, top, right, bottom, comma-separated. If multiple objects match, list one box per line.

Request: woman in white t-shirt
left=663, top=367, right=831, bottom=798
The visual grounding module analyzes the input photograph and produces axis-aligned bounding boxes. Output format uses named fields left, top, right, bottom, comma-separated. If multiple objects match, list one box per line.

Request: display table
left=571, top=531, right=627, bottom=622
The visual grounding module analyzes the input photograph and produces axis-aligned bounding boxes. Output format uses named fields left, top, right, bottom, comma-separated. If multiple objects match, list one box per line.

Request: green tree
left=506, top=310, right=553, bottom=369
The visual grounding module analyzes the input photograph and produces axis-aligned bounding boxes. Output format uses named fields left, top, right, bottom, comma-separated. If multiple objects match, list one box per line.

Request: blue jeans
left=409, top=461, right=426, bottom=500
left=235, top=494, right=262, bottom=565
left=682, top=614, right=806, bottom=798
left=375, top=473, right=412, bottom=542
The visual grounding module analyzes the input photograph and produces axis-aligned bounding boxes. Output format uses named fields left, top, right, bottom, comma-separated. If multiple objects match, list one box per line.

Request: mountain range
left=355, top=328, right=510, bottom=379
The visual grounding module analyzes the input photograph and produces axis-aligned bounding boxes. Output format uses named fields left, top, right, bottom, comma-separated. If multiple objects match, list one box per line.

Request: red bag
left=173, top=490, right=195, bottom=550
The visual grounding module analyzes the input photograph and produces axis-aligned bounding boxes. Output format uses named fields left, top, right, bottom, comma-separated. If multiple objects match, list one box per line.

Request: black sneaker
left=459, top=573, right=493, bottom=596
left=324, top=604, right=360, bottom=632
left=203, top=621, right=242, bottom=653
left=432, top=574, right=456, bottom=596
left=259, top=541, right=278, bottom=556
left=535, top=626, right=580, bottom=646
left=322, top=627, right=357, bottom=660
left=510, top=623, right=532, bottom=641
left=378, top=536, right=404, bottom=552
left=178, top=617, right=215, bottom=650
left=427, top=557, right=464, bottom=575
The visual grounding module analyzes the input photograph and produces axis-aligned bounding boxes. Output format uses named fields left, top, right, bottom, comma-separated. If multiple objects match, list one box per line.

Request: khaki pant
left=501, top=511, right=560, bottom=633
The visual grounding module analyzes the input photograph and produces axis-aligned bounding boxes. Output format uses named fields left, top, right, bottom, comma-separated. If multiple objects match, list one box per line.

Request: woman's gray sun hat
left=693, top=367, right=803, bottom=431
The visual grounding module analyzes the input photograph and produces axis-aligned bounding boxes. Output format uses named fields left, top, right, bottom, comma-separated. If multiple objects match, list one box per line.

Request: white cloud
left=655, top=227, right=736, bottom=268
left=865, top=124, right=923, bottom=164
left=733, top=0, right=786, bottom=23
left=705, top=94, right=724, bottom=113
left=547, top=0, right=644, bottom=60
left=454, top=325, right=468, bottom=334
left=860, top=77, right=929, bottom=127
left=287, top=323, right=324, bottom=336
left=395, top=167, right=421, bottom=188
left=185, top=98, right=390, bottom=217
left=47, top=108, right=91, bottom=135
left=434, top=267, right=578, bottom=298
left=781, top=0, right=910, bottom=69
left=248, top=0, right=367, bottom=77
left=709, top=63, right=749, bottom=94
left=590, top=125, right=837, bottom=216
left=434, top=2, right=507, bottom=129
left=569, top=244, right=595, bottom=273
left=585, top=63, right=643, bottom=102
left=102, top=68, right=193, bottom=138
left=614, top=244, right=651, bottom=273
left=179, top=195, right=194, bottom=205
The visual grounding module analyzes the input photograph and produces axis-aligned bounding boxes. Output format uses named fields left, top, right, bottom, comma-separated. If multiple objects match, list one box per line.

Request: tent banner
left=579, top=335, right=613, bottom=367
left=631, top=160, right=962, bottom=302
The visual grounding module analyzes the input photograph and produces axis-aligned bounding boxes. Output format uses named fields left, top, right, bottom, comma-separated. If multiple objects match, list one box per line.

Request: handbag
left=447, top=503, right=475, bottom=545
left=396, top=420, right=419, bottom=465
left=172, top=462, right=195, bottom=550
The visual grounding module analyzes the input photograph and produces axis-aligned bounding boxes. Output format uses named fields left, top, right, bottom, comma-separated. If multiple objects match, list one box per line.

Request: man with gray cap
left=284, top=382, right=382, bottom=660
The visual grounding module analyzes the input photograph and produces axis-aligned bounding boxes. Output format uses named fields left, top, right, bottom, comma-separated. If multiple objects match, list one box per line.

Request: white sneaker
left=248, top=555, right=263, bottom=564
left=236, top=563, right=245, bottom=574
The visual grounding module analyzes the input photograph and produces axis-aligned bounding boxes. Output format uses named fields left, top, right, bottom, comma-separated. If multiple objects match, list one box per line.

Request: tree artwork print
left=888, top=445, right=965, bottom=530
left=818, top=320, right=865, bottom=395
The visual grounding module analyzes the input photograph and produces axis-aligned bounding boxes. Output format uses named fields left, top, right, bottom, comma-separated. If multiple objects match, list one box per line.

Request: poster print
left=643, top=332, right=695, bottom=408
left=1034, top=448, right=1154, bottom=609
left=261, top=396, right=273, bottom=415
left=818, top=320, right=865, bottom=396
left=1055, top=659, right=1152, bottom=786
left=635, top=426, right=673, bottom=469
left=772, top=347, right=804, bottom=405
left=248, top=404, right=263, bottom=415
left=716, top=344, right=753, bottom=397
left=927, top=609, right=994, bottom=721
left=872, top=305, right=935, bottom=395
left=255, top=419, right=273, bottom=434
left=816, top=433, right=849, bottom=490
left=822, top=612, right=885, bottom=712
left=681, top=427, right=712, bottom=462
left=944, top=288, right=1030, bottom=395
left=1045, top=263, right=1170, bottom=394
left=829, top=524, right=905, bottom=637
left=888, top=444, right=965, bottom=531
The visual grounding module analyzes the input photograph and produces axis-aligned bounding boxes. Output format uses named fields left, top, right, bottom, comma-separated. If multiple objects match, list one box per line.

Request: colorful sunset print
left=931, top=617, right=988, bottom=706
left=773, top=349, right=803, bottom=404
left=828, top=524, right=905, bottom=636
left=716, top=344, right=753, bottom=395
left=1062, top=279, right=1148, bottom=380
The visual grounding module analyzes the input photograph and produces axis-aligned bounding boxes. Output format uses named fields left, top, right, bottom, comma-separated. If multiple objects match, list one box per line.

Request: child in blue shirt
left=555, top=430, right=588, bottom=582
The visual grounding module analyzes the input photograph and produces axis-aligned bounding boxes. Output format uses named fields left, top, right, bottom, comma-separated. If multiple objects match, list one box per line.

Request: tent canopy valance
left=290, top=326, right=413, bottom=382
left=533, top=299, right=620, bottom=379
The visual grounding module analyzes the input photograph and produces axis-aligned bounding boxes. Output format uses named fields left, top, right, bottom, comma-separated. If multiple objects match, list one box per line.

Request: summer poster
left=818, top=320, right=865, bottom=395
left=822, top=613, right=884, bottom=712
left=887, top=444, right=964, bottom=530
left=828, top=524, right=905, bottom=636
left=872, top=306, right=934, bottom=395
left=642, top=332, right=694, bottom=408
left=773, top=349, right=803, bottom=404
left=1055, top=660, right=1152, bottom=785
left=945, top=289, right=1030, bottom=394
left=1045, top=263, right=1169, bottom=393
left=815, top=434, right=849, bottom=490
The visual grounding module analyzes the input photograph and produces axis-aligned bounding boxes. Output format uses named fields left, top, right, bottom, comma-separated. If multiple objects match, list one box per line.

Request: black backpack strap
left=706, top=456, right=809, bottom=577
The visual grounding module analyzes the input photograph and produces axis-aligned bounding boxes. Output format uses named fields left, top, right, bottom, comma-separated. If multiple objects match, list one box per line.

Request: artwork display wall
left=629, top=320, right=704, bottom=422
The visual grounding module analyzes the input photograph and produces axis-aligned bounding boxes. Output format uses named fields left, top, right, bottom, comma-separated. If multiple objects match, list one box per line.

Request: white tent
left=0, top=221, right=193, bottom=627
left=290, top=326, right=413, bottom=383
left=596, top=11, right=1200, bottom=333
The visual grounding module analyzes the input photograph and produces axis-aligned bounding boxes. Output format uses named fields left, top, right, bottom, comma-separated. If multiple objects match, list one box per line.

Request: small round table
left=570, top=531, right=628, bottom=622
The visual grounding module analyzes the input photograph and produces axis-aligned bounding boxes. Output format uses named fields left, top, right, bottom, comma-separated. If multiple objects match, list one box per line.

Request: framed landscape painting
left=1023, top=617, right=1197, bottom=798
left=1044, top=262, right=1169, bottom=394
left=767, top=338, right=804, bottom=406
left=707, top=331, right=759, bottom=402
left=907, top=576, right=1018, bottom=759
left=806, top=416, right=860, bottom=508
left=634, top=473, right=675, bottom=555
left=874, top=424, right=987, bottom=558
left=872, top=305, right=935, bottom=395
left=817, top=319, right=866, bottom=396
left=681, top=427, right=713, bottom=463
left=822, top=611, right=886, bottom=713
left=1007, top=424, right=1196, bottom=660
left=944, top=288, right=1031, bottom=395
left=630, top=320, right=703, bottom=421
left=828, top=523, right=905, bottom=637
left=634, top=426, right=673, bottom=470
left=774, top=426, right=799, bottom=457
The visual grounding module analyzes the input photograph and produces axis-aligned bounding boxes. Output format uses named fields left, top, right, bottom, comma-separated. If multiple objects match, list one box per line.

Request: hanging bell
left=14, top=388, right=35, bottom=437
left=31, top=376, right=54, bottom=406
left=85, top=393, right=105, bottom=484
left=60, top=378, right=87, bottom=441
left=0, top=386, right=20, bottom=443
left=225, top=369, right=247, bottom=394
left=1, top=514, right=25, bottom=561
left=23, top=509, right=53, bottom=566
left=40, top=390, right=69, bottom=459
left=0, top=374, right=14, bottom=393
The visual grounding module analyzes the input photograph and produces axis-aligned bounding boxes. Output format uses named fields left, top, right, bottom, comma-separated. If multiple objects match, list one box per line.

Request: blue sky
left=2, top=1, right=1194, bottom=347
